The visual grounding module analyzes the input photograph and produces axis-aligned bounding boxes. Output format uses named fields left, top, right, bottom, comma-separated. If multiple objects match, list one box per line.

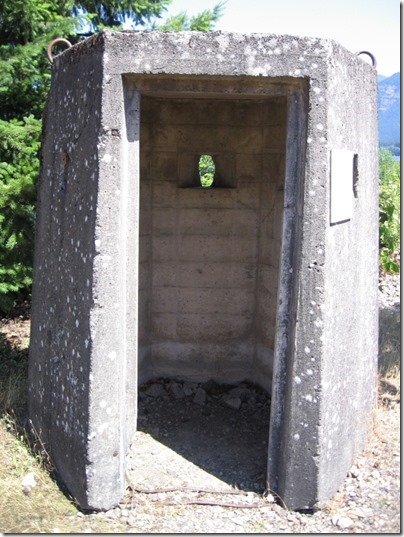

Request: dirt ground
left=118, top=375, right=400, bottom=533
left=128, top=379, right=271, bottom=494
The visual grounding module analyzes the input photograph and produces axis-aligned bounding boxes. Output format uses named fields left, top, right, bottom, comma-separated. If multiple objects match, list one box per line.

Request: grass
left=0, top=418, right=76, bottom=533
left=0, top=323, right=79, bottom=533
left=0, top=416, right=130, bottom=533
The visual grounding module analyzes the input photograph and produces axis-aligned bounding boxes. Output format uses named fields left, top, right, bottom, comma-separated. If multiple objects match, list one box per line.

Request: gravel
left=379, top=272, right=400, bottom=309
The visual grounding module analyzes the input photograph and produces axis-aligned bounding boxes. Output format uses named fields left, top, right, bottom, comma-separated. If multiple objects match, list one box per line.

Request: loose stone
left=144, top=384, right=166, bottom=398
left=224, top=397, right=242, bottom=410
left=193, top=387, right=207, bottom=405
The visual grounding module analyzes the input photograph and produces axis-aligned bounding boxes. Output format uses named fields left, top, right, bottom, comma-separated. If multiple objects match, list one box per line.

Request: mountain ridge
left=378, top=72, right=400, bottom=152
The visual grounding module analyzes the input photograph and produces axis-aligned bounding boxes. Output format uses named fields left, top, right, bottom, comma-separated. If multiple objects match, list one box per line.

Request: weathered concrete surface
left=28, top=31, right=379, bottom=511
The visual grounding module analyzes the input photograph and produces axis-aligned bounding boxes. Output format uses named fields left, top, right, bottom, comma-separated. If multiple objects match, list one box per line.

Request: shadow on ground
left=128, top=379, right=271, bottom=493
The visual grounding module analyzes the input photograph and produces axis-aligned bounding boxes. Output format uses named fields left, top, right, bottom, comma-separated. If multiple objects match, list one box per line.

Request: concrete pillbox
left=28, top=30, right=379, bottom=510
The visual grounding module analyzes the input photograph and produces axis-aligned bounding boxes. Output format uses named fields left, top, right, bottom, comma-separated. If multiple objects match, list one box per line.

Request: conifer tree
left=0, top=1, right=223, bottom=311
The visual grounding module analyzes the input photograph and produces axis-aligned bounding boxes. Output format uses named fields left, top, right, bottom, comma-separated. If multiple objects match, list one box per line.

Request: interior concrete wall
left=138, top=97, right=286, bottom=391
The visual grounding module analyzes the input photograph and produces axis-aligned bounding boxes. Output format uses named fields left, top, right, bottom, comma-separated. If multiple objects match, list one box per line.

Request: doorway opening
left=129, top=86, right=291, bottom=491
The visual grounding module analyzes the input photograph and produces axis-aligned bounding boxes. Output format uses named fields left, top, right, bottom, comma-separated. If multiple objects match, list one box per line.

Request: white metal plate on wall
left=330, top=149, right=354, bottom=224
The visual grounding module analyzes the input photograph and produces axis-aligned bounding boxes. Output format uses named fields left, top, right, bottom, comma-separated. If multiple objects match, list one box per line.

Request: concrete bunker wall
left=28, top=30, right=379, bottom=512
left=138, top=96, right=286, bottom=389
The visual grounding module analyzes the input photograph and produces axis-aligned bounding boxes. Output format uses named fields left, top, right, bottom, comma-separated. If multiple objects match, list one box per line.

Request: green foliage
left=0, top=0, right=73, bottom=45
left=73, top=0, right=170, bottom=29
left=379, top=148, right=400, bottom=273
left=0, top=1, right=79, bottom=120
left=199, top=154, right=215, bottom=187
left=157, top=2, right=225, bottom=31
left=0, top=0, right=223, bottom=313
left=0, top=116, right=41, bottom=311
left=0, top=1, right=81, bottom=311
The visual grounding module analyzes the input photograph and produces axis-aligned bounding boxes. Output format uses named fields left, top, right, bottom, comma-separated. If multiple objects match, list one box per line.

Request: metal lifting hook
left=47, top=38, right=73, bottom=64
left=355, top=50, right=377, bottom=69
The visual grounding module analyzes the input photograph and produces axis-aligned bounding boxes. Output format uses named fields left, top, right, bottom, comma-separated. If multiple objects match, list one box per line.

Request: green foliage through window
left=199, top=155, right=215, bottom=187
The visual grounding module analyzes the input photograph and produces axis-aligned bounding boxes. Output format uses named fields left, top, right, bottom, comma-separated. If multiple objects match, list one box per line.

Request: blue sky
left=156, top=0, right=400, bottom=77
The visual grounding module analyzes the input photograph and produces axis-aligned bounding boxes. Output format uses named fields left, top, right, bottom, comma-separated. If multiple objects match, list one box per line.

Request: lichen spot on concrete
left=97, top=422, right=109, bottom=435
left=101, top=153, right=112, bottom=163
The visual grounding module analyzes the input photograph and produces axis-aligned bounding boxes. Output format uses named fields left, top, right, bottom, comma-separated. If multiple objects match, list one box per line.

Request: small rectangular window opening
left=199, top=154, right=215, bottom=187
